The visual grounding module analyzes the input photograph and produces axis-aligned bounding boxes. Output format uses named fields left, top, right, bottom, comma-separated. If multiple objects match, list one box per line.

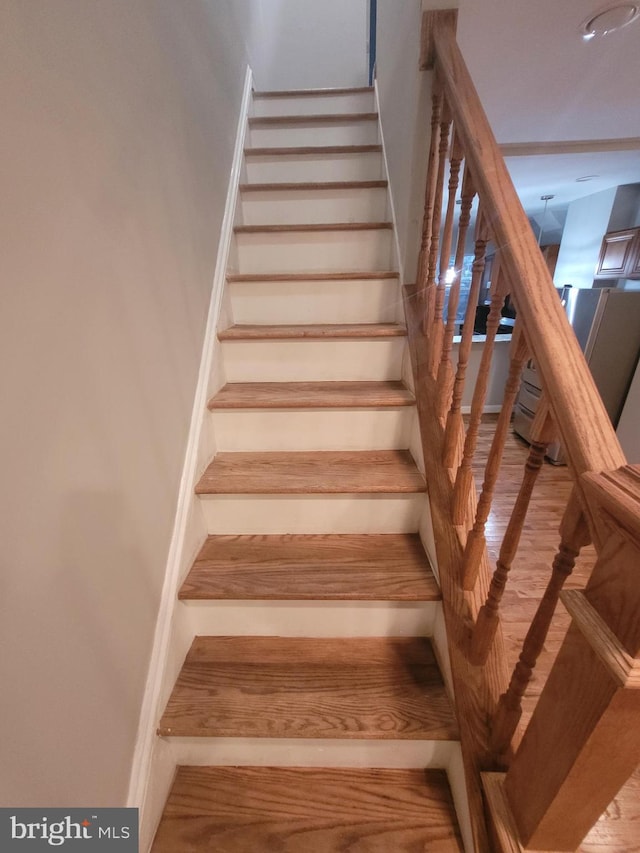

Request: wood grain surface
left=178, top=533, right=440, bottom=601
left=152, top=766, right=464, bottom=852
left=217, top=323, right=406, bottom=340
left=158, top=636, right=458, bottom=740
left=475, top=417, right=640, bottom=850
left=248, top=113, right=378, bottom=126
left=253, top=86, right=375, bottom=97
left=244, top=144, right=383, bottom=156
left=194, top=450, right=426, bottom=495
left=239, top=180, right=388, bottom=191
left=233, top=221, right=393, bottom=233
left=226, top=271, right=398, bottom=282
left=208, top=381, right=415, bottom=409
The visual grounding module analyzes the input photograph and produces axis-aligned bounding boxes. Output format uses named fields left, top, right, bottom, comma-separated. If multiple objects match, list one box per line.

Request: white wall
left=249, top=0, right=368, bottom=90
left=375, top=0, right=433, bottom=283
left=0, top=0, right=261, bottom=807
left=553, top=187, right=617, bottom=288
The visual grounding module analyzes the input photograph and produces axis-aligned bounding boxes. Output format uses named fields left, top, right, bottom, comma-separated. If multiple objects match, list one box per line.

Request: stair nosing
left=207, top=381, right=415, bottom=410
left=233, top=221, right=392, bottom=234
left=253, top=86, right=375, bottom=98
left=249, top=112, right=378, bottom=126
left=226, top=271, right=399, bottom=282
left=217, top=324, right=407, bottom=342
left=194, top=450, right=426, bottom=496
left=158, top=636, right=458, bottom=740
left=239, top=180, right=388, bottom=192
left=244, top=144, right=383, bottom=156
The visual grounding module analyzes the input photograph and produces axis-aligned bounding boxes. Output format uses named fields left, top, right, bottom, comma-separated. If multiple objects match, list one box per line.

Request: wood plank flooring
left=178, top=533, right=440, bottom=601
left=244, top=144, right=383, bottom=156
left=218, top=323, right=406, bottom=340
left=208, top=380, right=415, bottom=409
left=473, top=416, right=640, bottom=851
left=151, top=766, right=463, bottom=852
left=194, top=450, right=426, bottom=495
left=158, top=636, right=458, bottom=740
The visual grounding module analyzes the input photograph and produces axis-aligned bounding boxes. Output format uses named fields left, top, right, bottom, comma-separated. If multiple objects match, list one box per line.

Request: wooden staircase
left=150, top=86, right=465, bottom=852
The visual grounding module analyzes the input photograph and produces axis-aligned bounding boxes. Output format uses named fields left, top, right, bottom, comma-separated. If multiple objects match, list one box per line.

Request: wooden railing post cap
left=420, top=8, right=459, bottom=70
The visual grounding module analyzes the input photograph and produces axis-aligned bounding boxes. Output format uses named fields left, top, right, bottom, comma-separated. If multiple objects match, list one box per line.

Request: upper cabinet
left=595, top=227, right=640, bottom=280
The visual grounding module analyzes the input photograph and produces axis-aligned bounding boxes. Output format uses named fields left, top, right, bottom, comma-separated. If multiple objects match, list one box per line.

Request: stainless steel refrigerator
left=513, top=287, right=640, bottom=463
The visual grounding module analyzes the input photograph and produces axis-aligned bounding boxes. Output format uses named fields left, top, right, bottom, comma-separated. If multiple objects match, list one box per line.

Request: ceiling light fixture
left=537, top=195, right=554, bottom=247
left=580, top=3, right=639, bottom=39
left=576, top=174, right=600, bottom=182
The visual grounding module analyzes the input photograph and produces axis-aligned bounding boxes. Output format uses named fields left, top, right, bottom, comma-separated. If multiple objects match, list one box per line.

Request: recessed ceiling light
left=580, top=3, right=639, bottom=39
left=576, top=174, right=600, bottom=182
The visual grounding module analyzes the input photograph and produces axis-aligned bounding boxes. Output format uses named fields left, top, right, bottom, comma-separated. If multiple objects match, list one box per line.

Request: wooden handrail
left=422, top=12, right=625, bottom=540
left=408, top=9, right=640, bottom=851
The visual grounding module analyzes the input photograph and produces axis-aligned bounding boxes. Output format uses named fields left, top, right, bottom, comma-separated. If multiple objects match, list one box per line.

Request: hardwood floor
left=179, top=534, right=440, bottom=601
left=474, top=415, right=640, bottom=851
left=158, top=636, right=458, bottom=740
left=195, top=450, right=426, bottom=495
left=152, top=767, right=464, bottom=852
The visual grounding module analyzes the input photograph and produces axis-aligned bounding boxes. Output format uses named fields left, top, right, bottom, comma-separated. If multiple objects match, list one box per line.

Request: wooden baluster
left=451, top=253, right=506, bottom=525
left=416, top=77, right=444, bottom=313
left=442, top=210, right=489, bottom=469
left=506, top=465, right=640, bottom=849
left=470, top=400, right=556, bottom=665
left=428, top=128, right=463, bottom=377
left=490, top=490, right=590, bottom=755
left=423, top=97, right=452, bottom=336
left=436, top=163, right=476, bottom=419
left=460, top=321, right=529, bottom=590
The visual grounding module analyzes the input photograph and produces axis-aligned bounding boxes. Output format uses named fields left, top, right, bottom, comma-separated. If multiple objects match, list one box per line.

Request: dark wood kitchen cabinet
left=595, top=227, right=640, bottom=279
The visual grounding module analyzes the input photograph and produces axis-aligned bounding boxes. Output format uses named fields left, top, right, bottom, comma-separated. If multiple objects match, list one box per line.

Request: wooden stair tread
left=218, top=323, right=407, bottom=341
left=234, top=221, right=393, bottom=233
left=239, top=180, right=388, bottom=191
left=151, top=766, right=464, bottom=852
left=253, top=86, right=375, bottom=97
left=244, top=144, right=383, bottom=156
left=195, top=450, right=426, bottom=495
left=158, top=637, right=458, bottom=740
left=249, top=112, right=378, bottom=126
left=208, top=381, right=415, bottom=409
left=226, top=271, right=399, bottom=282
left=179, top=534, right=440, bottom=601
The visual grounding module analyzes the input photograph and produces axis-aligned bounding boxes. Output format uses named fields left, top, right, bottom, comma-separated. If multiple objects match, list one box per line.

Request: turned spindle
left=442, top=211, right=488, bottom=469
left=490, top=493, right=590, bottom=754
left=460, top=323, right=529, bottom=589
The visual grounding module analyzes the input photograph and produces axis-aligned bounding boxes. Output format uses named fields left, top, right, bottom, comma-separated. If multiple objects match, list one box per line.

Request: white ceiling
left=453, top=0, right=640, bottom=231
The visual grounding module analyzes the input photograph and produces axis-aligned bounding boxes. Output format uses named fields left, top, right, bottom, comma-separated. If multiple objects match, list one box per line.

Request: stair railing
left=414, top=10, right=640, bottom=851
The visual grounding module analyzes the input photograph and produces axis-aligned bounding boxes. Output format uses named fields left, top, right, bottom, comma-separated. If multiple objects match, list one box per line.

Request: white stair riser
left=221, top=339, right=406, bottom=382
left=248, top=121, right=379, bottom=148
left=228, top=279, right=402, bottom=324
left=183, top=600, right=437, bottom=637
left=166, top=738, right=455, bottom=769
left=199, top=493, right=426, bottom=534
left=235, top=230, right=395, bottom=274
left=239, top=187, right=389, bottom=225
left=252, top=92, right=375, bottom=117
left=211, top=408, right=415, bottom=451
left=244, top=151, right=385, bottom=183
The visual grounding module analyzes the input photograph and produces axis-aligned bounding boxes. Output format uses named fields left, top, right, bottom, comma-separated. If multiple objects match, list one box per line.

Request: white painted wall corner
left=126, top=65, right=253, bottom=852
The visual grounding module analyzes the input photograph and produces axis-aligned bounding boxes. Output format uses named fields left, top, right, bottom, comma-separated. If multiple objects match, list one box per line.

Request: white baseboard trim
left=126, top=64, right=253, bottom=847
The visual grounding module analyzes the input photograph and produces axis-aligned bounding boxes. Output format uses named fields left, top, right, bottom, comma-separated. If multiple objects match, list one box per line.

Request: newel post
left=504, top=465, right=640, bottom=850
